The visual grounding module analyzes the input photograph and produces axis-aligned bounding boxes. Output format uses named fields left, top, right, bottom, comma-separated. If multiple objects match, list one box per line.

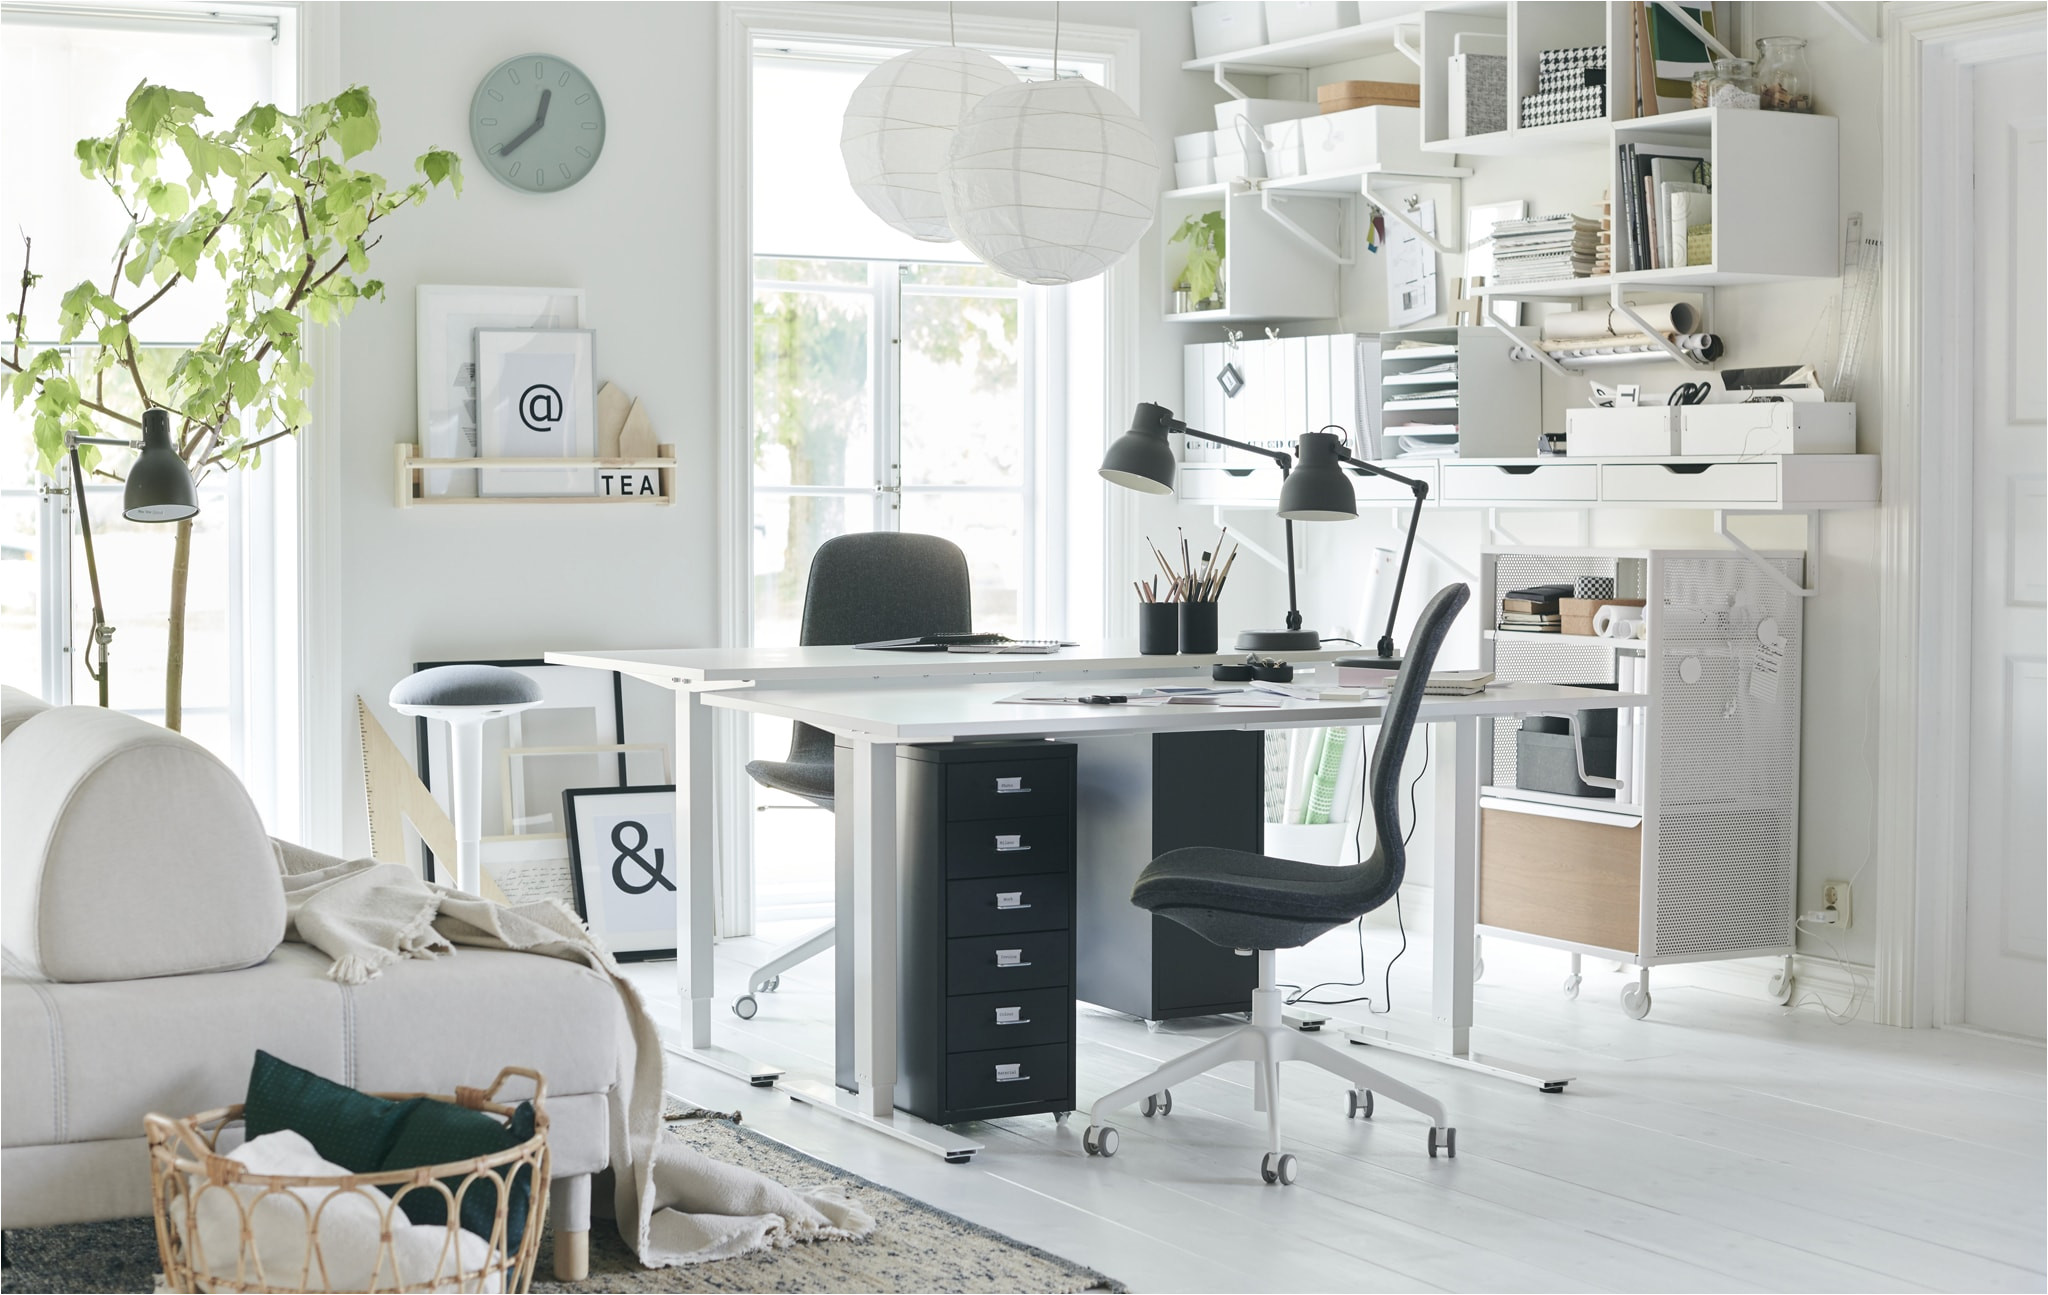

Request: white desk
left=544, top=644, right=1354, bottom=1088
left=700, top=679, right=1641, bottom=1158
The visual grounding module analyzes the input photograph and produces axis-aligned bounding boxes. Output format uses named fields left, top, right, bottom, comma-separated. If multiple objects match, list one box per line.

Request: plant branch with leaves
left=1170, top=211, right=1226, bottom=308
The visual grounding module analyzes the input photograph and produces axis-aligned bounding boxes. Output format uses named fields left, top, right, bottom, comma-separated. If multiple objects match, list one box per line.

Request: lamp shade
left=840, top=46, right=1021, bottom=243
left=122, top=409, right=199, bottom=523
left=1098, top=402, right=1179, bottom=494
left=1276, top=431, right=1359, bottom=521
left=940, top=77, right=1159, bottom=285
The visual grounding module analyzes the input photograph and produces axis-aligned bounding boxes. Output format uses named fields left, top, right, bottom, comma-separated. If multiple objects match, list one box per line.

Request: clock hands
left=497, top=89, right=553, bottom=157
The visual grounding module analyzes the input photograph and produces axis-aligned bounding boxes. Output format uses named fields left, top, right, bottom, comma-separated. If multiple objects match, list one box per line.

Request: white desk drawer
left=1440, top=462, right=1598, bottom=503
left=1599, top=461, right=1779, bottom=504
left=1177, top=465, right=1276, bottom=506
left=1350, top=459, right=1435, bottom=505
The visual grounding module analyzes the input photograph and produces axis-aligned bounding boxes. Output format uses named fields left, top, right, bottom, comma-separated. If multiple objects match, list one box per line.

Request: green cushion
left=242, top=1050, right=419, bottom=1173
left=381, top=1098, right=537, bottom=1249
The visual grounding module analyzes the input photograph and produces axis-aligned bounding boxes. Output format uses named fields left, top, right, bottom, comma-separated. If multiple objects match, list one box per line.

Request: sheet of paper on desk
left=998, top=688, right=1283, bottom=708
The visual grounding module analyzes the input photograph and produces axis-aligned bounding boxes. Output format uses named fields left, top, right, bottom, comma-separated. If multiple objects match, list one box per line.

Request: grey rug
left=0, top=1115, right=1121, bottom=1294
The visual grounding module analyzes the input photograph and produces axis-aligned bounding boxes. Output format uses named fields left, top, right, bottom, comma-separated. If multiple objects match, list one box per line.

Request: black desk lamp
left=1279, top=429, right=1429, bottom=670
left=1101, top=402, right=1319, bottom=650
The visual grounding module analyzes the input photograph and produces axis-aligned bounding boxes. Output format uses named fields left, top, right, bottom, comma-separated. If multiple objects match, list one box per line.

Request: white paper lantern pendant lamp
left=940, top=58, right=1159, bottom=285
left=841, top=44, right=1021, bottom=242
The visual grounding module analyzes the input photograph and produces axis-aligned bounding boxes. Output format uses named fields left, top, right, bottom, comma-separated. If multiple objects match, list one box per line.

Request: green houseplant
left=1169, top=210, right=1226, bottom=311
left=5, top=82, right=460, bottom=729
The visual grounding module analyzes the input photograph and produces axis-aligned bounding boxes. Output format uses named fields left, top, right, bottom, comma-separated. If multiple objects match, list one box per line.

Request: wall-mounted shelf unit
left=1163, top=183, right=1341, bottom=323
left=1421, top=1, right=1640, bottom=156
left=395, top=444, right=675, bottom=507
left=1184, top=4, right=1507, bottom=91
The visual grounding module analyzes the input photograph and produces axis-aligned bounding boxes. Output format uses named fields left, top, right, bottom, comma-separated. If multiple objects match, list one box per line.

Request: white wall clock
left=470, top=53, right=605, bottom=192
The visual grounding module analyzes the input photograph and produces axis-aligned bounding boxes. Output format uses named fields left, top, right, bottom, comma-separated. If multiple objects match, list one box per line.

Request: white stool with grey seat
left=390, top=664, right=543, bottom=894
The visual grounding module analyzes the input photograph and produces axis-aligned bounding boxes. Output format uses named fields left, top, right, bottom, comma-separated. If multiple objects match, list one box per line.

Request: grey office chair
left=734, top=532, right=973, bottom=1019
left=1081, top=583, right=1470, bottom=1184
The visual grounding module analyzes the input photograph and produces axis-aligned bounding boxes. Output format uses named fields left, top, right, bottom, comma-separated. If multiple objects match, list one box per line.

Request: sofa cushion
left=243, top=1049, right=420, bottom=1173
left=0, top=685, right=49, bottom=739
left=2, top=941, right=618, bottom=1150
left=382, top=1098, right=537, bottom=1249
left=1, top=704, right=283, bottom=981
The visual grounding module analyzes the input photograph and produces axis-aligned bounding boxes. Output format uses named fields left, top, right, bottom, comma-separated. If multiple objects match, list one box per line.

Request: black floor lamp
left=1100, top=405, right=1428, bottom=661
left=67, top=408, right=201, bottom=705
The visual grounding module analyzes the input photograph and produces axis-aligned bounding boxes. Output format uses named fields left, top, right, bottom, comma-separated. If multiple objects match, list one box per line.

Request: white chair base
left=1083, top=950, right=1456, bottom=1182
left=732, top=922, right=834, bottom=1019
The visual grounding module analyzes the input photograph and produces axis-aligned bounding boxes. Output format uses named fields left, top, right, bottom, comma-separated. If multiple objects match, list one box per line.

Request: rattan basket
left=146, top=1067, right=551, bottom=1294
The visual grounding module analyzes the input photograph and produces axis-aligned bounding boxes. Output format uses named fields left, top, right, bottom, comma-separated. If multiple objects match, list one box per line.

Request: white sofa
left=0, top=687, right=614, bottom=1281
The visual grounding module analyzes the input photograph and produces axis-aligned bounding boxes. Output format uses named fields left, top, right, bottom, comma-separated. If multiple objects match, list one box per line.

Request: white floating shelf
left=1183, top=4, right=1506, bottom=73
left=396, top=443, right=675, bottom=508
left=1260, top=161, right=1473, bottom=195
left=1421, top=116, right=1611, bottom=157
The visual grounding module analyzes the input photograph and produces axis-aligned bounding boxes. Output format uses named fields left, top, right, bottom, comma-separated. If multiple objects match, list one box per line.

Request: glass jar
left=1756, top=36, right=1814, bottom=113
left=1707, top=57, right=1760, bottom=110
left=1691, top=69, right=1716, bottom=109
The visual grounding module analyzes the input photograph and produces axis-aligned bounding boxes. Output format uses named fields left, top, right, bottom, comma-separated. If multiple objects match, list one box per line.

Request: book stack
left=1491, top=215, right=1601, bottom=285
left=1520, top=45, right=1607, bottom=128
left=1593, top=190, right=1613, bottom=277
left=1499, top=583, right=1572, bottom=633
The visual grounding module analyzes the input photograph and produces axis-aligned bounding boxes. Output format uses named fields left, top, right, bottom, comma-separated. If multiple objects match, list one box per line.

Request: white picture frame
left=475, top=327, right=598, bottom=496
left=415, top=285, right=584, bottom=498
left=564, top=786, right=678, bottom=961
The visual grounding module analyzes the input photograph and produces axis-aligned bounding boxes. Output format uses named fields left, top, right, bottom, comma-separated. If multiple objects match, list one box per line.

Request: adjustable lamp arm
left=1329, top=441, right=1430, bottom=661
left=1171, top=416, right=1311, bottom=634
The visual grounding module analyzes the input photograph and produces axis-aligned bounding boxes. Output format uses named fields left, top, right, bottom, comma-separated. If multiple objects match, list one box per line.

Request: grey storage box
left=1516, top=704, right=1616, bottom=799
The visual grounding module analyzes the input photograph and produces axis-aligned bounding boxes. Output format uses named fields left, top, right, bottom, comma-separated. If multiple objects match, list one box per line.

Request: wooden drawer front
left=946, top=1043, right=1070, bottom=1113
left=946, top=761, right=1071, bottom=821
left=1479, top=808, right=1642, bottom=953
left=1440, top=463, right=1598, bottom=503
left=1599, top=461, right=1779, bottom=504
left=944, top=819, right=1070, bottom=879
left=946, top=875, right=1071, bottom=938
left=945, top=987, right=1071, bottom=1052
left=946, top=930, right=1070, bottom=995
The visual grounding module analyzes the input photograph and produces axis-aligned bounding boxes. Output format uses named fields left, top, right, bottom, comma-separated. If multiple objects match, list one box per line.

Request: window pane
left=901, top=263, right=1015, bottom=288
left=752, top=492, right=877, bottom=647
left=756, top=257, right=868, bottom=286
left=898, top=491, right=1024, bottom=634
left=753, top=283, right=875, bottom=491
left=900, top=291, right=1022, bottom=487
left=75, top=483, right=231, bottom=727
left=0, top=494, right=45, bottom=695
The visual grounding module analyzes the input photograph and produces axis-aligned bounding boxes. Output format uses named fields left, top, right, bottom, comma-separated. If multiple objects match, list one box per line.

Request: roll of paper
left=1539, top=301, right=1699, bottom=341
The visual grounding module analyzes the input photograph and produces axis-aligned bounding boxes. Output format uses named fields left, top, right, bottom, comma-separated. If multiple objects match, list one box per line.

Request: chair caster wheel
left=1054, top=1110, right=1071, bottom=1126
left=1346, top=1089, right=1374, bottom=1120
left=1140, top=1089, right=1173, bottom=1118
left=761, top=976, right=781, bottom=994
left=1428, top=1127, right=1457, bottom=1159
left=732, top=995, right=759, bottom=1020
left=1260, top=1151, right=1297, bottom=1185
left=1083, top=1125, right=1117, bottom=1157
left=1622, top=984, right=1652, bottom=1020
left=1472, top=956, right=1485, bottom=982
left=1562, top=973, right=1581, bottom=999
left=1767, top=971, right=1794, bottom=1005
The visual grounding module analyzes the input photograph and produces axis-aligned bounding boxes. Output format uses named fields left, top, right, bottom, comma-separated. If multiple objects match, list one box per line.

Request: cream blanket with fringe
left=273, top=841, right=875, bottom=1267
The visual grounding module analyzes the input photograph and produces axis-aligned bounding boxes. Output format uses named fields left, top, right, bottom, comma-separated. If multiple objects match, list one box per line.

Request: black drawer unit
left=898, top=741, right=1078, bottom=1126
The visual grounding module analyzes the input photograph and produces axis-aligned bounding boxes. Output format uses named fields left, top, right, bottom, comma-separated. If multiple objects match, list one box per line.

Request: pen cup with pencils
left=1138, top=602, right=1178, bottom=655
left=1178, top=600, right=1218, bottom=654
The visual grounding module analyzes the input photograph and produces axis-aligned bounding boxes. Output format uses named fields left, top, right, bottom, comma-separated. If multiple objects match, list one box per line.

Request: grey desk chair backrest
left=1359, top=582, right=1471, bottom=893
left=750, top=533, right=973, bottom=805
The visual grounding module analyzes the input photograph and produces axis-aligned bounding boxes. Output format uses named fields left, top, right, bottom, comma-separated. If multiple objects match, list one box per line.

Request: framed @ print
left=475, top=327, right=596, bottom=496
left=563, top=785, right=677, bottom=961
left=414, top=285, right=583, bottom=497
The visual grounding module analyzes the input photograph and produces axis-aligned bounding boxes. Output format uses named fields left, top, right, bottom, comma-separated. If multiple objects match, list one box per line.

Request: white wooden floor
left=621, top=904, right=2047, bottom=1294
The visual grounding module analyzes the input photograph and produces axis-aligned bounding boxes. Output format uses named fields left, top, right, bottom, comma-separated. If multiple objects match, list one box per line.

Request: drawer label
left=995, top=1006, right=1023, bottom=1024
left=996, top=948, right=1026, bottom=968
left=995, top=777, right=1028, bottom=793
left=995, top=891, right=1025, bottom=909
left=994, top=834, right=1026, bottom=852
left=995, top=1062, right=1026, bottom=1082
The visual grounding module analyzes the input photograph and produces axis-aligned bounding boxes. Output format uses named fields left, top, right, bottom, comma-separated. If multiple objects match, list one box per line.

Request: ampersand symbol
left=610, top=820, right=675, bottom=895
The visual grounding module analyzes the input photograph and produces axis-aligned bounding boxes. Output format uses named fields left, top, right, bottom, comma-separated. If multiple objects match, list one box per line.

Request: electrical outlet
left=1822, top=881, right=1853, bottom=929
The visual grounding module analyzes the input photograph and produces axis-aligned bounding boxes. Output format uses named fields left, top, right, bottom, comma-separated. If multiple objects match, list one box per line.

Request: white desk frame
left=546, top=646, right=1639, bottom=1160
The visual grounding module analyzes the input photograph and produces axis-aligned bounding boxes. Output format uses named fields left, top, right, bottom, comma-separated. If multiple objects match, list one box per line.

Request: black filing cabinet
left=897, top=741, right=1078, bottom=1125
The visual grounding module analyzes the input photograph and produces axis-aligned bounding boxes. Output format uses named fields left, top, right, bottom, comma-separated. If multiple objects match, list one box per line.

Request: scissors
left=1667, top=381, right=1712, bottom=407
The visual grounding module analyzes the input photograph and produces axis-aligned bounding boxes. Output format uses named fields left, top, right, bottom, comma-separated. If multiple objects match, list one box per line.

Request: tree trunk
left=165, top=517, right=192, bottom=731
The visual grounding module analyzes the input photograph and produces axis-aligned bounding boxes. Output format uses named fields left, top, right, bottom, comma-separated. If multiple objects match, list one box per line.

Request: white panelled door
left=1964, top=53, right=2047, bottom=1039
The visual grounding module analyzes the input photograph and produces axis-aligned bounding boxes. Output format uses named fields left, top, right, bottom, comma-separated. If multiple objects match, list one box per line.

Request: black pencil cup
left=1178, top=601, right=1219, bottom=655
left=1139, top=602, right=1179, bottom=654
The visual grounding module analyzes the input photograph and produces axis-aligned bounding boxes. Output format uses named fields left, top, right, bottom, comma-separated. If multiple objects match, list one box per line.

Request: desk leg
left=665, top=688, right=782, bottom=1087
left=779, top=736, right=983, bottom=1161
left=1340, top=717, right=1575, bottom=1092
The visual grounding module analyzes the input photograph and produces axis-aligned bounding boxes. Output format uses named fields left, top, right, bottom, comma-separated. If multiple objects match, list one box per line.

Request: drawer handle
left=1660, top=464, right=1713, bottom=475
left=994, top=834, right=1030, bottom=852
left=995, top=1006, right=1029, bottom=1025
left=995, top=949, right=1031, bottom=969
left=1223, top=468, right=1254, bottom=478
left=1495, top=465, right=1540, bottom=476
left=995, top=892, right=1030, bottom=910
left=993, top=777, right=1032, bottom=794
left=995, top=1064, right=1031, bottom=1083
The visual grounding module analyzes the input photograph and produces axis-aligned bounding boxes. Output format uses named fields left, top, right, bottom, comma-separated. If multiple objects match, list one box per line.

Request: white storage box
left=1215, top=97, right=1319, bottom=133
left=1679, top=401, right=1857, bottom=455
left=1262, top=119, right=1307, bottom=177
left=1174, top=131, right=1218, bottom=161
left=1174, top=158, right=1218, bottom=188
left=1212, top=148, right=1266, bottom=182
left=1298, top=106, right=1425, bottom=175
left=1565, top=406, right=1680, bottom=456
left=1263, top=1, right=1346, bottom=43
left=1192, top=2, right=1267, bottom=58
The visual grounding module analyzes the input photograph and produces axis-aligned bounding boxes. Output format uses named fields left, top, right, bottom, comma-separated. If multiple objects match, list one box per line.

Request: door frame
left=1875, top=1, right=2048, bottom=1028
